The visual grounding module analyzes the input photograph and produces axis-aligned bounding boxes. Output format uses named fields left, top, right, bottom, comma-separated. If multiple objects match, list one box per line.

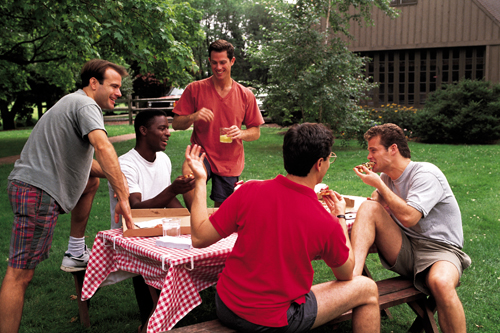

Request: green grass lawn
left=0, top=124, right=135, bottom=158
left=0, top=126, right=499, bottom=332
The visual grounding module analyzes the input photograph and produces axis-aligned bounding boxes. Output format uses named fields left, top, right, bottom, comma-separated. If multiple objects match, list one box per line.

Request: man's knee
left=84, top=177, right=100, bottom=195
left=353, top=276, right=379, bottom=304
left=427, top=274, right=458, bottom=300
left=3, top=267, right=35, bottom=290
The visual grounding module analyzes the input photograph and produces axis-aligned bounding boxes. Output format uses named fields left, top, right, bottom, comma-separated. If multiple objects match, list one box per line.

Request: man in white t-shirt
left=109, top=110, right=194, bottom=227
left=109, top=109, right=195, bottom=331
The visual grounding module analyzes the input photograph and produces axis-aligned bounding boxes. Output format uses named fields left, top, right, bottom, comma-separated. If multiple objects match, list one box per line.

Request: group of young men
left=0, top=39, right=470, bottom=333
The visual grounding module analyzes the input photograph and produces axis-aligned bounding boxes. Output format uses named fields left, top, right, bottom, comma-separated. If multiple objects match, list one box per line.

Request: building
left=340, top=0, right=500, bottom=107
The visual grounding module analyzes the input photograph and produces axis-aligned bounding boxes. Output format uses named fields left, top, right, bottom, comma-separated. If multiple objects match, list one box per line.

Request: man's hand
left=353, top=165, right=383, bottom=189
left=115, top=199, right=136, bottom=230
left=185, top=145, right=208, bottom=181
left=170, top=175, right=196, bottom=195
left=193, top=107, right=214, bottom=123
left=226, top=125, right=242, bottom=140
left=323, top=191, right=347, bottom=217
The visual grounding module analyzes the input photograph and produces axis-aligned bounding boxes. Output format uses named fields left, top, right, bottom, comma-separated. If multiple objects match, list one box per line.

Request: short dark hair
left=208, top=40, right=235, bottom=60
left=134, top=110, right=168, bottom=137
left=283, top=123, right=334, bottom=177
left=81, top=59, right=128, bottom=87
left=364, top=123, right=411, bottom=158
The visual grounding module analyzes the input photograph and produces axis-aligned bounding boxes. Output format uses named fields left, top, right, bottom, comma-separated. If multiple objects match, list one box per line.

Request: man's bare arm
left=354, top=167, right=422, bottom=227
left=87, top=129, right=134, bottom=229
left=185, top=145, right=222, bottom=248
left=172, top=108, right=214, bottom=130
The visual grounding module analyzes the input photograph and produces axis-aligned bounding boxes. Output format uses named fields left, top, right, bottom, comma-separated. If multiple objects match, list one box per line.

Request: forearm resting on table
left=130, top=191, right=184, bottom=209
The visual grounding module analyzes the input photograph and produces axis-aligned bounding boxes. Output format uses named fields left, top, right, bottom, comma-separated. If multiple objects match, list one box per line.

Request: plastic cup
left=162, top=218, right=180, bottom=237
left=220, top=128, right=232, bottom=143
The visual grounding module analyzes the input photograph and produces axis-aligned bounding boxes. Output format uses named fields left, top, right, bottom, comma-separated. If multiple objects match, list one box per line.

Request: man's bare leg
left=0, top=267, right=35, bottom=333
left=69, top=177, right=100, bottom=238
left=350, top=200, right=402, bottom=276
left=311, top=276, right=380, bottom=332
left=426, top=261, right=466, bottom=333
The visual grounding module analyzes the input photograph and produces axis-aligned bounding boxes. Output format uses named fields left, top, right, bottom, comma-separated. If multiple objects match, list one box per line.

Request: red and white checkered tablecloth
left=81, top=229, right=237, bottom=332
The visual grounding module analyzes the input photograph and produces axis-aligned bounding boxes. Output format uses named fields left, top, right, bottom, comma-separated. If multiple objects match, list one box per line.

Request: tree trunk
left=37, top=101, right=44, bottom=119
left=0, top=100, right=16, bottom=130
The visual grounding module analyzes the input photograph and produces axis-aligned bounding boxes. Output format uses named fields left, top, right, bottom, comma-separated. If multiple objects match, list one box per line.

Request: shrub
left=364, top=104, right=418, bottom=140
left=413, top=79, right=500, bottom=144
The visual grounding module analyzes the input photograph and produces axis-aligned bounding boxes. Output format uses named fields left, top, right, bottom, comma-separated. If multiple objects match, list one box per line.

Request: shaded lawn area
left=0, top=127, right=499, bottom=332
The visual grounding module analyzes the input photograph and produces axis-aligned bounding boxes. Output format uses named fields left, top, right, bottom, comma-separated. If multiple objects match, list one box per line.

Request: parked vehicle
left=147, top=87, right=184, bottom=116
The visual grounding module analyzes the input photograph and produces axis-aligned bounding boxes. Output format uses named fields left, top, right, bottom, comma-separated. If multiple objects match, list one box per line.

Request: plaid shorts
left=8, top=180, right=61, bottom=269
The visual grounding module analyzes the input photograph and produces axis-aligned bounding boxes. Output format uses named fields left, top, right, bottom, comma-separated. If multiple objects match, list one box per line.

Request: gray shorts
left=215, top=290, right=317, bottom=333
left=379, top=228, right=472, bottom=295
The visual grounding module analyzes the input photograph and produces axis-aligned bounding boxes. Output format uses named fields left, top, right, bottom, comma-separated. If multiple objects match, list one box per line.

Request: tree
left=0, top=0, right=203, bottom=130
left=188, top=0, right=274, bottom=85
left=248, top=0, right=396, bottom=136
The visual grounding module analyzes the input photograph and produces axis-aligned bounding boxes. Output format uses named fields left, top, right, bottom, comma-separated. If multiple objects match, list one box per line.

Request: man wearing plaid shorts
left=0, top=59, right=135, bottom=333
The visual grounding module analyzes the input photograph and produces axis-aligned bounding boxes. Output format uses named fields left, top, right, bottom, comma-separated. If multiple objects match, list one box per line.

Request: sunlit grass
left=0, top=127, right=498, bottom=332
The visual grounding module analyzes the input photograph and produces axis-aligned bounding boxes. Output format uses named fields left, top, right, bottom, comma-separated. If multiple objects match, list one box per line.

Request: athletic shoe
left=60, top=246, right=90, bottom=272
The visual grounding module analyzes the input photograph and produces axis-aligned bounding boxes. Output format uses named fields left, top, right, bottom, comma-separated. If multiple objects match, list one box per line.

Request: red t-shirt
left=209, top=175, right=349, bottom=327
left=173, top=77, right=264, bottom=176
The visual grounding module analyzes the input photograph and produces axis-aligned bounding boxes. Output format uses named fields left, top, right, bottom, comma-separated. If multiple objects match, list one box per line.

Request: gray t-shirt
left=381, top=161, right=464, bottom=248
left=8, top=89, right=106, bottom=213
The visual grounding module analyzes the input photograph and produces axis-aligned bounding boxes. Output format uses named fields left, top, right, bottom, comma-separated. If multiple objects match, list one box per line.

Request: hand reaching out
left=185, top=145, right=207, bottom=181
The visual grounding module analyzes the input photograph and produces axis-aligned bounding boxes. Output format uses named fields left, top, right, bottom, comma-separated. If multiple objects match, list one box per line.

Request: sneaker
left=60, top=245, right=90, bottom=272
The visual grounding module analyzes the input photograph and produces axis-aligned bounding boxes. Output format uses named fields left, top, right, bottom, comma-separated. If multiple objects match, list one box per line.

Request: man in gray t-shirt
left=351, top=123, right=471, bottom=333
left=0, top=59, right=135, bottom=333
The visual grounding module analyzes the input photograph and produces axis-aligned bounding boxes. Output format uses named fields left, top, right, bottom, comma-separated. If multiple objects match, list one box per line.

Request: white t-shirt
left=109, top=148, right=172, bottom=228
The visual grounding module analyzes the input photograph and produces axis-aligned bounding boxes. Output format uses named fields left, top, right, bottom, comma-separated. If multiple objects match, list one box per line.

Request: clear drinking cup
left=220, top=127, right=232, bottom=143
left=162, top=218, right=180, bottom=237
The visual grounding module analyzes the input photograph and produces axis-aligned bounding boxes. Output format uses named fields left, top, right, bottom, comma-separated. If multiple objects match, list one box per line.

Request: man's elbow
left=191, top=236, right=210, bottom=248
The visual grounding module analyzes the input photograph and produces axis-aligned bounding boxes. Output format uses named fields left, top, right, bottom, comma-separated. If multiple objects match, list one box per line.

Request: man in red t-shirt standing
left=172, top=39, right=264, bottom=208
left=185, top=123, right=380, bottom=333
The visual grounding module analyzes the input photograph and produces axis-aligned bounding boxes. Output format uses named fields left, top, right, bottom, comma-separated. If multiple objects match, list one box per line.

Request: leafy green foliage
left=188, top=0, right=274, bottom=84
left=248, top=0, right=397, bottom=141
left=414, top=80, right=500, bottom=144
left=364, top=103, right=418, bottom=140
left=0, top=0, right=203, bottom=129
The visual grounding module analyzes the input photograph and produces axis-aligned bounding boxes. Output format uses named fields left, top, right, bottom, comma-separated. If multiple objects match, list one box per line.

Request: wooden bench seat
left=169, top=276, right=437, bottom=333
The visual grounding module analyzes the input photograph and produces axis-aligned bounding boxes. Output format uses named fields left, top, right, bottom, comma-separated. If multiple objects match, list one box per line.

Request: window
left=390, top=0, right=418, bottom=6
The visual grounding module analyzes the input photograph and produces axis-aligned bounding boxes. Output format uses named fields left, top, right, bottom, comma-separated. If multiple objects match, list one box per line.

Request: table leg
left=71, top=270, right=91, bottom=327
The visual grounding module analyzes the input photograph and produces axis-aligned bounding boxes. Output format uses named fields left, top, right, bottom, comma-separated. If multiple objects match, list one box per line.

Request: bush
left=414, top=80, right=500, bottom=144
left=364, top=104, right=418, bottom=141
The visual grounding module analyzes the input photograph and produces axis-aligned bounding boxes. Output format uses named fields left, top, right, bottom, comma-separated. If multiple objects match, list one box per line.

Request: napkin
left=155, top=236, right=192, bottom=249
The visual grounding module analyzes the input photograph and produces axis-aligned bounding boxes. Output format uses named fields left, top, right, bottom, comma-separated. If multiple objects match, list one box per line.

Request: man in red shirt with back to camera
left=172, top=39, right=264, bottom=209
left=184, top=123, right=380, bottom=333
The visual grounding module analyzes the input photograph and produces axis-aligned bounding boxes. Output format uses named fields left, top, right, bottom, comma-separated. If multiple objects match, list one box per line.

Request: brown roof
left=475, top=0, right=500, bottom=25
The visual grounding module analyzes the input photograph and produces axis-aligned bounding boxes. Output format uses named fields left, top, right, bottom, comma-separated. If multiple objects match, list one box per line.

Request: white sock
left=67, top=236, right=86, bottom=256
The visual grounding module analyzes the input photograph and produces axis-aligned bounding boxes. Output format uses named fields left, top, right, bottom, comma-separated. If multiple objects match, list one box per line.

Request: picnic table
left=81, top=230, right=237, bottom=333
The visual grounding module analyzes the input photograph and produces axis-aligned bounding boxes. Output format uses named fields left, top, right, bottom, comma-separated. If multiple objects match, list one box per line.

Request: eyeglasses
left=329, top=152, right=337, bottom=163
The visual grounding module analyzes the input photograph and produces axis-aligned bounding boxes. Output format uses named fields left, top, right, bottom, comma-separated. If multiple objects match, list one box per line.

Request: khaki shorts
left=379, top=229, right=472, bottom=295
